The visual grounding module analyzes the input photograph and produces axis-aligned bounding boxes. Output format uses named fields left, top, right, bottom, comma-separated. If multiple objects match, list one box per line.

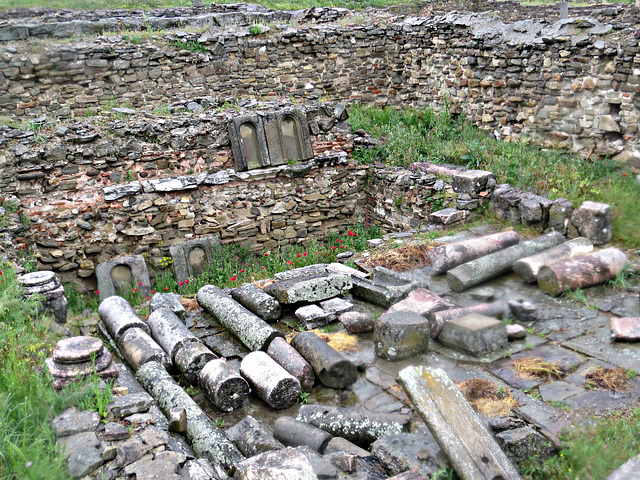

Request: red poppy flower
left=138, top=282, right=142, bottom=286
left=231, top=276, right=237, bottom=281
left=96, top=290, right=100, bottom=294
left=179, top=281, right=184, bottom=286
left=185, top=279, right=189, bottom=284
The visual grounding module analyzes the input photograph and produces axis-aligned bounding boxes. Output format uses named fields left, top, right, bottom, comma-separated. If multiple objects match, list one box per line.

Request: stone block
left=374, top=311, right=431, bottom=361
left=438, top=314, right=508, bottom=355
left=320, top=297, right=353, bottom=315
left=548, top=198, right=574, bottom=234
left=610, top=317, right=640, bottom=341
left=295, top=304, right=335, bottom=330
left=95, top=255, right=151, bottom=302
left=385, top=288, right=452, bottom=318
left=451, top=170, right=495, bottom=196
left=264, top=273, right=352, bottom=304
left=495, top=426, right=545, bottom=463
left=234, top=447, right=316, bottom=480
left=338, top=311, right=374, bottom=334
left=169, top=235, right=220, bottom=284
left=429, top=208, right=466, bottom=225
left=569, top=201, right=612, bottom=244
left=370, top=433, right=441, bottom=477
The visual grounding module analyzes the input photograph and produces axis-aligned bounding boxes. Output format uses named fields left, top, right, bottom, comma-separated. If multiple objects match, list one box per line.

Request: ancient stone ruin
left=2, top=1, right=640, bottom=479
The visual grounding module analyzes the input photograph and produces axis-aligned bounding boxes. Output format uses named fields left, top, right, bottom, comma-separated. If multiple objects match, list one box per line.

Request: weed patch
left=510, top=357, right=563, bottom=381
left=456, top=378, right=519, bottom=417
left=584, top=367, right=632, bottom=392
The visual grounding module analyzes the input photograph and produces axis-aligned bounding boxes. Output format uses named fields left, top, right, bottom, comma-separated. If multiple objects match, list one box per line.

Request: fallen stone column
left=267, top=337, right=315, bottom=393
left=231, top=283, right=281, bottom=322
left=98, top=296, right=149, bottom=341
left=297, top=405, right=411, bottom=449
left=174, top=341, right=216, bottom=385
left=264, top=272, right=352, bottom=304
left=240, top=351, right=301, bottom=410
left=196, top=285, right=284, bottom=351
left=428, top=301, right=510, bottom=339
left=427, top=230, right=520, bottom=274
left=398, top=366, right=521, bottom=480
left=136, top=361, right=245, bottom=473
left=199, top=358, right=250, bottom=412
left=537, top=247, right=627, bottom=296
left=225, top=415, right=284, bottom=457
left=290, top=332, right=357, bottom=389
left=273, top=417, right=333, bottom=453
left=148, top=308, right=200, bottom=361
left=447, top=231, right=566, bottom=292
left=513, top=237, right=594, bottom=283
left=119, top=327, right=171, bottom=372
left=350, top=277, right=406, bottom=308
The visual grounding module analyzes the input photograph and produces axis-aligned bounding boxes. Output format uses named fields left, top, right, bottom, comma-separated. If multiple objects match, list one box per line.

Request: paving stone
left=108, top=392, right=154, bottom=418
left=495, top=426, right=546, bottom=463
left=234, top=447, right=316, bottom=480
left=116, top=436, right=154, bottom=468
left=58, top=431, right=104, bottom=479
left=429, top=207, right=465, bottom=225
left=374, top=311, right=431, bottom=361
left=438, top=314, right=508, bottom=356
left=102, top=422, right=131, bottom=441
left=52, top=408, right=100, bottom=437
left=295, top=304, right=335, bottom=329
left=538, top=381, right=585, bottom=403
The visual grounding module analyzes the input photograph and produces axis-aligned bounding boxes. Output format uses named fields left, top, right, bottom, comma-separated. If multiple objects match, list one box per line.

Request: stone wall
left=1, top=7, right=639, bottom=163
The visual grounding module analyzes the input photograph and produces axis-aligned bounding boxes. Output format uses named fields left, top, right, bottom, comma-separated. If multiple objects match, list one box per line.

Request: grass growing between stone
left=521, top=408, right=640, bottom=479
left=0, top=262, right=109, bottom=480
left=349, top=104, right=640, bottom=248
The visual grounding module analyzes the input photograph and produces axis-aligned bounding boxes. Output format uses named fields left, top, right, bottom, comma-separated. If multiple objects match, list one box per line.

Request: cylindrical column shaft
left=446, top=231, right=566, bottom=292
left=136, top=361, right=244, bottom=473
left=273, top=417, right=333, bottom=453
left=196, top=285, right=284, bottom=351
left=427, top=230, right=520, bottom=274
left=537, top=248, right=627, bottom=296
left=267, top=337, right=315, bottom=393
left=119, top=327, right=171, bottom=372
left=174, top=341, right=216, bottom=385
left=199, top=358, right=250, bottom=412
left=290, top=332, right=357, bottom=389
left=240, top=351, right=301, bottom=410
left=98, top=296, right=149, bottom=341
left=231, top=283, right=281, bottom=322
left=513, top=237, right=593, bottom=283
left=148, top=308, right=200, bottom=361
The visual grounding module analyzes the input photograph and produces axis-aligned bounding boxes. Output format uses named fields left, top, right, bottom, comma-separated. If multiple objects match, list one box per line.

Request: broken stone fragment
left=495, top=426, right=545, bottom=464
left=98, top=296, right=150, bottom=342
left=320, top=297, right=353, bottom=316
left=290, top=331, right=357, bottom=389
left=197, top=285, right=284, bottom=351
left=385, top=288, right=453, bottom=318
left=231, top=283, right=281, bottom=322
left=107, top=392, right=154, bottom=418
left=350, top=276, right=408, bottom=308
left=506, top=324, right=527, bottom=340
left=397, top=366, right=521, bottom=480
left=295, top=304, right=335, bottom=330
left=52, top=408, right=100, bottom=437
left=273, top=416, right=333, bottom=453
left=136, top=361, right=244, bottom=473
left=447, top=231, right=566, bottom=292
left=438, top=314, right=508, bottom=356
left=374, top=311, right=431, bottom=361
left=338, top=311, right=374, bottom=334
left=537, top=247, right=627, bottom=296
left=569, top=201, right=612, bottom=244
left=370, top=433, right=442, bottom=477
left=428, top=301, right=510, bottom=339
left=610, top=317, right=640, bottom=342
left=233, top=447, right=317, bottom=480
left=240, top=351, right=301, bottom=410
left=225, top=415, right=284, bottom=458
left=427, top=230, right=520, bottom=274
left=267, top=336, right=315, bottom=393
left=57, top=431, right=104, bottom=479
left=513, top=237, right=594, bottom=283
left=297, top=405, right=411, bottom=449
left=199, top=358, right=250, bottom=412
left=264, top=272, right=352, bottom=304
left=324, top=437, right=371, bottom=458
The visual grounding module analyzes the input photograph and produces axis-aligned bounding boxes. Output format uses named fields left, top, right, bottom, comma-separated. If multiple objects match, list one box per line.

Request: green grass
left=0, top=262, right=112, bottom=480
left=349, top=104, right=640, bottom=248
left=521, top=408, right=640, bottom=479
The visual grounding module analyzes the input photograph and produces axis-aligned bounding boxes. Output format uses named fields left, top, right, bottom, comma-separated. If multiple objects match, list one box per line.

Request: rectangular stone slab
left=264, top=273, right=352, bottom=304
left=397, top=366, right=521, bottom=480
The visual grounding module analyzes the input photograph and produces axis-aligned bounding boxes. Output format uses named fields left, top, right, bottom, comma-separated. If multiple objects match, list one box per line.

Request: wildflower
left=133, top=288, right=138, bottom=293
left=261, top=266, right=265, bottom=269
left=340, top=245, right=344, bottom=249
left=138, top=282, right=142, bottom=286
left=336, top=239, right=340, bottom=243
left=179, top=281, right=184, bottom=286
left=231, top=276, right=237, bottom=281
left=96, top=290, right=100, bottom=294
left=297, top=253, right=301, bottom=258
left=0, top=271, right=2, bottom=275
left=315, top=251, right=318, bottom=254
left=348, top=230, right=353, bottom=236
left=264, top=252, right=269, bottom=256
left=240, top=269, right=245, bottom=273
left=303, top=252, right=307, bottom=256
left=185, top=279, right=189, bottom=284
left=165, top=287, right=169, bottom=291
left=332, top=246, right=336, bottom=250
left=151, top=290, right=155, bottom=294
left=623, top=173, right=627, bottom=177
left=26, top=462, right=32, bottom=468
left=340, top=240, right=343, bottom=243
left=146, top=296, right=150, bottom=300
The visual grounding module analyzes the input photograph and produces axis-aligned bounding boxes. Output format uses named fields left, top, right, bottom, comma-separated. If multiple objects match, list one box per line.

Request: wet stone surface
left=62, top=225, right=640, bottom=479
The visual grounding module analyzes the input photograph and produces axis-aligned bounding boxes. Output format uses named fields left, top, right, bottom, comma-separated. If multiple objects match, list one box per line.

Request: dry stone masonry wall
left=1, top=5, right=640, bottom=163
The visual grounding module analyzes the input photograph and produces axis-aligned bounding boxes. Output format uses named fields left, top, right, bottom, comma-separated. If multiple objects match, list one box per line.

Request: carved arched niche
left=228, top=115, right=271, bottom=171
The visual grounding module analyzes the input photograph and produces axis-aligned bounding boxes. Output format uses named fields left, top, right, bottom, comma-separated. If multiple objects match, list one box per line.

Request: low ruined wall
left=1, top=7, right=639, bottom=163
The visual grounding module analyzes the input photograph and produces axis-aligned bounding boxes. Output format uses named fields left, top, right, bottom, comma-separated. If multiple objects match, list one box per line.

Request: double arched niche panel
left=228, top=109, right=314, bottom=172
